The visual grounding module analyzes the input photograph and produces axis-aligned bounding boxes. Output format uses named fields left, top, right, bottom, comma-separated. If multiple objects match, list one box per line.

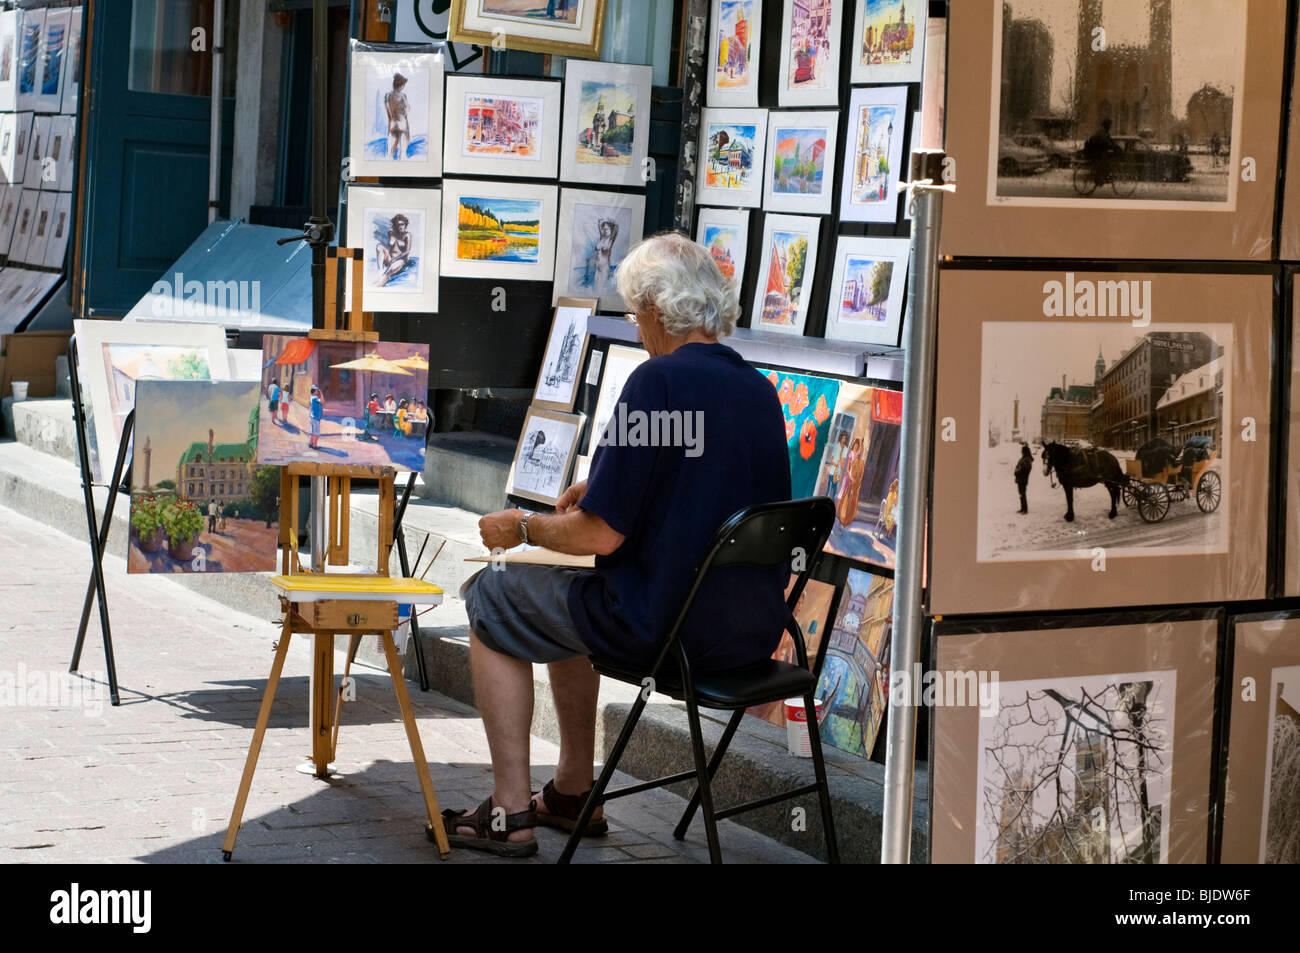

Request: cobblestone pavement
left=0, top=502, right=813, bottom=865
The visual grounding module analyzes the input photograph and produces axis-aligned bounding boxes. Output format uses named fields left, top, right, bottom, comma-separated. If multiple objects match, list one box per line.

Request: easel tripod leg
left=380, top=631, right=449, bottom=858
left=222, top=627, right=292, bottom=861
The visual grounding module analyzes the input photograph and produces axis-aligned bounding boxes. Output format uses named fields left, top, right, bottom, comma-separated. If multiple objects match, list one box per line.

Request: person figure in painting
left=1083, top=118, right=1120, bottom=190
left=207, top=500, right=218, bottom=534
left=837, top=437, right=866, bottom=528
left=385, top=394, right=397, bottom=413
left=877, top=478, right=899, bottom=543
left=384, top=72, right=410, bottom=161
left=1014, top=444, right=1033, bottom=515
left=396, top=398, right=411, bottom=437
left=825, top=431, right=849, bottom=501
left=375, top=213, right=413, bottom=287
left=268, top=380, right=281, bottom=427
left=446, top=232, right=791, bottom=857
left=591, top=218, right=619, bottom=293
left=308, top=385, right=323, bottom=450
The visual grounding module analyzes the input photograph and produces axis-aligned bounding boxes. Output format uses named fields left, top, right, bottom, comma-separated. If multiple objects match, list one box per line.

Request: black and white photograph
left=976, top=670, right=1174, bottom=864
left=507, top=406, right=583, bottom=506
left=978, top=322, right=1230, bottom=562
left=989, top=0, right=1244, bottom=209
left=1261, top=664, right=1300, bottom=864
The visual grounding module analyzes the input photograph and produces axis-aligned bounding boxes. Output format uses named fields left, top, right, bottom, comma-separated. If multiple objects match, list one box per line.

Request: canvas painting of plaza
left=256, top=336, right=430, bottom=472
left=129, top=380, right=279, bottom=574
left=991, top=1, right=1243, bottom=208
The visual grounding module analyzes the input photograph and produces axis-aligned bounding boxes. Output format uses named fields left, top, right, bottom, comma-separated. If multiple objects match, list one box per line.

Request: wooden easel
left=222, top=248, right=450, bottom=860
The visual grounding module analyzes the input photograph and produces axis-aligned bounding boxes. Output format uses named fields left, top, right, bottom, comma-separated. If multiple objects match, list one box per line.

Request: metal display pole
left=881, top=151, right=950, bottom=864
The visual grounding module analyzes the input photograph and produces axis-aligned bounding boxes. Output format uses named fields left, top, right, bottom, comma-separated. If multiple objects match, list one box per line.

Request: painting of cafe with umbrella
left=255, top=335, right=431, bottom=471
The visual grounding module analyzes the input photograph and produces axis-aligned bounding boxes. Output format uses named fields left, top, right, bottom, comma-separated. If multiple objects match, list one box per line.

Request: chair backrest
left=654, top=497, right=836, bottom=674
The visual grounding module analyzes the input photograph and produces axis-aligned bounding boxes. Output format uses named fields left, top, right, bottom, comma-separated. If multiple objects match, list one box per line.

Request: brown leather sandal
left=531, top=779, right=609, bottom=837
left=440, top=797, right=538, bottom=857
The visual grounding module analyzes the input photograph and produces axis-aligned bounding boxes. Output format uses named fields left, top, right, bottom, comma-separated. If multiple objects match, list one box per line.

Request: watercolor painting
left=761, top=368, right=841, bottom=498
left=780, top=0, right=841, bottom=104
left=754, top=215, right=819, bottom=334
left=457, top=194, right=542, bottom=263
left=815, top=568, right=893, bottom=759
left=814, top=384, right=903, bottom=569
left=748, top=577, right=838, bottom=726
left=554, top=191, right=641, bottom=308
left=771, top=126, right=827, bottom=195
left=365, top=207, right=425, bottom=293
left=573, top=79, right=636, bottom=166
left=715, top=0, right=756, bottom=90
left=851, top=104, right=898, bottom=205
left=463, top=93, right=542, bottom=158
left=858, top=0, right=918, bottom=69
left=256, top=336, right=430, bottom=471
left=480, top=0, right=580, bottom=25
left=705, top=120, right=760, bottom=192
left=363, top=64, right=430, bottom=162
left=701, top=223, right=744, bottom=281
left=129, top=380, right=279, bottom=575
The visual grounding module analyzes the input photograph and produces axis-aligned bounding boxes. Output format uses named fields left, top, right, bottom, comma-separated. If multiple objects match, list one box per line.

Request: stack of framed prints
left=930, top=612, right=1218, bottom=864
left=930, top=269, right=1271, bottom=616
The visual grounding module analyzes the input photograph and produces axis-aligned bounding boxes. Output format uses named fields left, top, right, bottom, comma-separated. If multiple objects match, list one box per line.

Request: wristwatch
left=518, top=512, right=532, bottom=545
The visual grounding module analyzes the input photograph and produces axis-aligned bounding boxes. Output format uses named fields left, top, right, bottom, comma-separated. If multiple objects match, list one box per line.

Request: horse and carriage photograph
left=977, top=322, right=1230, bottom=562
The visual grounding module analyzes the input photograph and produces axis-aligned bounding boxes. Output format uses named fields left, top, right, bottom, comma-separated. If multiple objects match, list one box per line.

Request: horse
left=1040, top=441, right=1125, bottom=522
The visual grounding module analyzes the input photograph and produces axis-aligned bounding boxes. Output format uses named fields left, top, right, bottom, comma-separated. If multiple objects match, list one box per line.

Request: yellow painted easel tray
left=271, top=575, right=445, bottom=605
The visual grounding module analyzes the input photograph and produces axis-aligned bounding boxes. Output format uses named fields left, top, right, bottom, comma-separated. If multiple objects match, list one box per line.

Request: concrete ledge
left=12, top=399, right=78, bottom=463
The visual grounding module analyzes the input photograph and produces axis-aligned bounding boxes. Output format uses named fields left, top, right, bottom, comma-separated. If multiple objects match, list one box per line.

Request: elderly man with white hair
left=443, top=231, right=791, bottom=857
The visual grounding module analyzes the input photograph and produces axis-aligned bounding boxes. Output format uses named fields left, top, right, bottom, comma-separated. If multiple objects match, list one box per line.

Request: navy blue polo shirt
left=568, top=342, right=792, bottom=672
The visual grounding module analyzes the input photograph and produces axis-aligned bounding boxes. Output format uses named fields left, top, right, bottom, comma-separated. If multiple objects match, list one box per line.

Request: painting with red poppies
left=760, top=367, right=840, bottom=497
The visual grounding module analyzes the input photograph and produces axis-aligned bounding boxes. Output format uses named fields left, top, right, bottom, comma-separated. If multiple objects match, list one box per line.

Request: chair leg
left=673, top=708, right=744, bottom=840
left=804, top=690, right=840, bottom=864
left=557, top=691, right=648, bottom=864
left=682, top=693, right=722, bottom=863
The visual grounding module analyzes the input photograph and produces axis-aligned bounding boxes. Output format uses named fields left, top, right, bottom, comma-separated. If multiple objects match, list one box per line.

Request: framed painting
left=60, top=6, right=83, bottom=115
left=777, top=0, right=842, bottom=107
left=850, top=0, right=923, bottom=85
left=586, top=343, right=649, bottom=456
left=930, top=612, right=1218, bottom=864
left=708, top=0, right=761, bottom=108
left=758, top=367, right=840, bottom=498
left=49, top=116, right=75, bottom=192
left=0, top=9, right=17, bottom=111
left=7, top=188, right=38, bottom=262
left=813, top=384, right=903, bottom=569
left=824, top=235, right=910, bottom=346
left=449, top=0, right=607, bottom=59
left=42, top=191, right=73, bottom=269
left=762, top=110, right=838, bottom=215
left=814, top=568, right=892, bottom=758
left=442, top=74, right=561, bottom=179
left=930, top=269, right=1272, bottom=616
left=559, top=60, right=651, bottom=187
left=748, top=576, right=839, bottom=726
left=0, top=184, right=21, bottom=254
left=345, top=184, right=441, bottom=314
left=1221, top=613, right=1300, bottom=863
left=15, top=6, right=43, bottom=113
left=694, top=206, right=749, bottom=301
left=0, top=113, right=33, bottom=187
left=71, top=319, right=232, bottom=485
left=440, top=179, right=558, bottom=281
left=552, top=187, right=645, bottom=312
left=840, top=85, right=908, bottom=223
left=255, top=336, right=431, bottom=472
left=129, top=379, right=279, bottom=575
left=696, top=107, right=768, bottom=209
left=22, top=189, right=56, bottom=265
left=1289, top=284, right=1300, bottom=594
left=348, top=42, right=444, bottom=179
left=507, top=405, right=583, bottom=506
left=22, top=115, right=49, bottom=191
left=533, top=300, right=594, bottom=411
left=944, top=0, right=1282, bottom=261
left=750, top=214, right=820, bottom=336
left=35, top=5, right=69, bottom=114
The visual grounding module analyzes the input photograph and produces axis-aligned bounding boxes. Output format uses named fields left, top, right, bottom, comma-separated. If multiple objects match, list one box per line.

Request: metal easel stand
left=881, top=151, right=952, bottom=864
left=393, top=471, right=431, bottom=692
left=66, top=336, right=134, bottom=707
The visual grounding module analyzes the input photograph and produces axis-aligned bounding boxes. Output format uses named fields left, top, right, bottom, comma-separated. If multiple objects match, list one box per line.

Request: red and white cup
left=784, top=697, right=824, bottom=758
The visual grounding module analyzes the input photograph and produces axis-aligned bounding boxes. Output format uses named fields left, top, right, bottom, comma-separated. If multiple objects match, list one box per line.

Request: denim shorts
left=461, top=564, right=597, bottom=663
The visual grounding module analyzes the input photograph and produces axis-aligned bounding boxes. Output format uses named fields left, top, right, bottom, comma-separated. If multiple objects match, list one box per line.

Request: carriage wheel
left=1196, top=470, right=1222, bottom=513
left=1136, top=482, right=1171, bottom=523
left=1121, top=481, right=1137, bottom=508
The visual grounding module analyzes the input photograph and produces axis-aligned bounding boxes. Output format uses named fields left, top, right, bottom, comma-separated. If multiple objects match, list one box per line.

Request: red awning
left=874, top=388, right=903, bottom=424
left=275, top=338, right=316, bottom=365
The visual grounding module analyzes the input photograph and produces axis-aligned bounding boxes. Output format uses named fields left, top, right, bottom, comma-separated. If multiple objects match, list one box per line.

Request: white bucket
left=784, top=697, right=824, bottom=758
left=11, top=381, right=29, bottom=402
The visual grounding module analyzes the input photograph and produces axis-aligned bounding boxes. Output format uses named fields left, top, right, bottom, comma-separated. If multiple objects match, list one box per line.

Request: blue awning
left=124, top=219, right=312, bottom=331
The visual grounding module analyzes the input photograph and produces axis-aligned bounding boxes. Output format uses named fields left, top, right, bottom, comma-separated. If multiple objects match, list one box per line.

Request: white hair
left=615, top=231, right=740, bottom=338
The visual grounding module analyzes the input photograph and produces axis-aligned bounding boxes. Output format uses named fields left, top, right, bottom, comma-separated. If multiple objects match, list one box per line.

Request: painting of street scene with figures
left=256, top=336, right=430, bottom=471
left=129, top=380, right=279, bottom=574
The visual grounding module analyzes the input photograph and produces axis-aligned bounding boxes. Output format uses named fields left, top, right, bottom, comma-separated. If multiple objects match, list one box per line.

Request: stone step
left=11, top=398, right=77, bottom=463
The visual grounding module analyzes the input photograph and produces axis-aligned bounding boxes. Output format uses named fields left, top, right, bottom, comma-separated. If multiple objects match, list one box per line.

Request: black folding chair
left=557, top=497, right=840, bottom=864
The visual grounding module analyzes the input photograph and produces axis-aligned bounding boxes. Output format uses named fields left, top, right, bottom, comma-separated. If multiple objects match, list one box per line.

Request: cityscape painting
left=748, top=577, right=838, bottom=726
left=444, top=76, right=560, bottom=178
left=560, top=61, right=650, bottom=185
left=852, top=0, right=922, bottom=84
left=764, top=111, right=837, bottom=214
left=841, top=85, right=907, bottom=222
left=694, top=206, right=749, bottom=297
left=824, top=235, right=910, bottom=345
left=814, top=568, right=892, bottom=759
left=778, top=0, right=842, bottom=106
left=709, top=0, right=761, bottom=106
left=752, top=214, right=820, bottom=334
left=697, top=107, right=767, bottom=207
left=129, top=380, right=279, bottom=574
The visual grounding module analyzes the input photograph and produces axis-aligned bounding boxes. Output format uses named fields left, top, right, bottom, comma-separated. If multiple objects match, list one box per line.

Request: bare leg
left=461, top=632, right=534, bottom=841
left=547, top=655, right=601, bottom=797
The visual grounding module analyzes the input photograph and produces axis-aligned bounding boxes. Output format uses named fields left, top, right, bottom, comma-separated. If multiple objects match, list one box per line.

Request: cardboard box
left=1, top=330, right=73, bottom=399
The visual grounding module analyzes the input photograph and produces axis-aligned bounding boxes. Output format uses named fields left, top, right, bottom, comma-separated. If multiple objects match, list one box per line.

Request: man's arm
left=477, top=481, right=625, bottom=557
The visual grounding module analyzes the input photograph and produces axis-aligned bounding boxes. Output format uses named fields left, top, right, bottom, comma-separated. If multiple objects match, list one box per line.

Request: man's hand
left=555, top=480, right=588, bottom=515
left=479, top=508, right=526, bottom=551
